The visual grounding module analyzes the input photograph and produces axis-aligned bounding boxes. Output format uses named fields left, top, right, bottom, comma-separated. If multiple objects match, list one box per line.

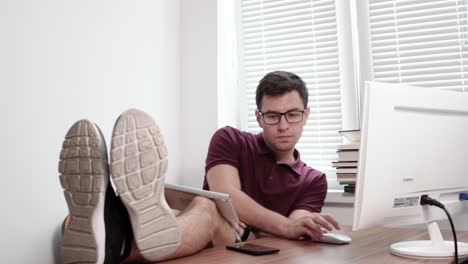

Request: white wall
left=180, top=0, right=219, bottom=188
left=178, top=0, right=240, bottom=189
left=0, top=1, right=181, bottom=263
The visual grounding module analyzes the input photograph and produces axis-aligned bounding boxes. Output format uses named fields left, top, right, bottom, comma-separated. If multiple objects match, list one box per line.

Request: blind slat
left=368, top=0, right=468, bottom=92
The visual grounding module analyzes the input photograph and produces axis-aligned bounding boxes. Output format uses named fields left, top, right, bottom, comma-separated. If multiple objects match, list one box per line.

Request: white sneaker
left=59, top=120, right=108, bottom=264
left=110, top=109, right=181, bottom=262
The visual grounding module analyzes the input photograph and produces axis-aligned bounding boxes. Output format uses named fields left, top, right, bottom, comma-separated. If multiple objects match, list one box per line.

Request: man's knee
left=190, top=196, right=217, bottom=214
left=181, top=196, right=228, bottom=230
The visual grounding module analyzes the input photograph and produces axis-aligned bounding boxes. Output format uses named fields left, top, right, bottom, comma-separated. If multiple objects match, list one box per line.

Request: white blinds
left=238, top=0, right=343, bottom=174
left=367, top=0, right=468, bottom=91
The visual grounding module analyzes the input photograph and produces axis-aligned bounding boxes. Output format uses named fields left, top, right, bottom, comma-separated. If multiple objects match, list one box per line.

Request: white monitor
left=353, top=81, right=468, bottom=259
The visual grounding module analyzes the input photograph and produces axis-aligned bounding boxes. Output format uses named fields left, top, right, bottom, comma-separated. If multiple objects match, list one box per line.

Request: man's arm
left=207, top=164, right=338, bottom=240
left=289, top=209, right=340, bottom=232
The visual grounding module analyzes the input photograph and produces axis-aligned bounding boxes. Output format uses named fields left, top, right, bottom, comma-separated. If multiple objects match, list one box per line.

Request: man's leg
left=173, top=196, right=236, bottom=252
left=122, top=196, right=236, bottom=263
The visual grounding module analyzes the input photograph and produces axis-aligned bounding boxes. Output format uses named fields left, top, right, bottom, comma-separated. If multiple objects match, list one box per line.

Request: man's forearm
left=206, top=164, right=292, bottom=238
left=227, top=187, right=290, bottom=238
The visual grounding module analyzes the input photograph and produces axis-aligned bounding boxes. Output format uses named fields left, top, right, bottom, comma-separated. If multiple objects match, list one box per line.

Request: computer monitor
left=353, top=81, right=468, bottom=259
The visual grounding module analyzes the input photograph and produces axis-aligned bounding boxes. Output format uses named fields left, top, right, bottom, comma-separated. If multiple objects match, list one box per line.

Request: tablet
left=164, top=183, right=240, bottom=226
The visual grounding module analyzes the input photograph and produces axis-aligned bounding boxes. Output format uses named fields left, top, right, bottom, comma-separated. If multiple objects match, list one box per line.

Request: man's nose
left=277, top=115, right=289, bottom=130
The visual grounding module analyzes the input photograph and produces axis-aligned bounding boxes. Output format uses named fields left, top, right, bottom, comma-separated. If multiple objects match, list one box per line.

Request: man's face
left=256, top=90, right=310, bottom=156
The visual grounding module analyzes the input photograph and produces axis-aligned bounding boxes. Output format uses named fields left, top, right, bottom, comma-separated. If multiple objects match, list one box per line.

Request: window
left=237, top=0, right=356, bottom=188
left=356, top=0, right=468, bottom=93
left=236, top=0, right=468, bottom=189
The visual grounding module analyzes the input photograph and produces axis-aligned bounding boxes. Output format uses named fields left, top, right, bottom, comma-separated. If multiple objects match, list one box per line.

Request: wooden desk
left=162, top=226, right=468, bottom=264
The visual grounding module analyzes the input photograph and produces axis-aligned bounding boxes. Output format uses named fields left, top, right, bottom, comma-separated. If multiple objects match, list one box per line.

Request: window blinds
left=367, top=0, right=468, bottom=92
left=238, top=0, right=344, bottom=175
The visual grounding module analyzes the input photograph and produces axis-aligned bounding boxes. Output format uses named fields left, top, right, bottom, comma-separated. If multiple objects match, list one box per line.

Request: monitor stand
left=390, top=221, right=468, bottom=259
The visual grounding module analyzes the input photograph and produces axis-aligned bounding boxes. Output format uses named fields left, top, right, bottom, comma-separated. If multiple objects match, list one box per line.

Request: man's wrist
left=276, top=218, right=292, bottom=238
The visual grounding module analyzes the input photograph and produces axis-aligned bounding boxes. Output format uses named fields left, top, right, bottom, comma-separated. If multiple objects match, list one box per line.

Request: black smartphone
left=226, top=242, right=280, bottom=256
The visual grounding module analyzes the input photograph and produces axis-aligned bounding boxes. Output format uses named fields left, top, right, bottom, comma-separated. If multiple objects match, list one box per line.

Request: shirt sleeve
left=291, top=172, right=328, bottom=213
left=205, top=126, right=242, bottom=174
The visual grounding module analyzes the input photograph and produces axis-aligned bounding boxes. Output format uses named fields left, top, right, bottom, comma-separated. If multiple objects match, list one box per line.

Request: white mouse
left=316, top=232, right=352, bottom=245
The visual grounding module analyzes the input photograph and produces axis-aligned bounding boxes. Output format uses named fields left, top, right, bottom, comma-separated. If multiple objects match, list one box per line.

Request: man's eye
left=287, top=112, right=300, bottom=118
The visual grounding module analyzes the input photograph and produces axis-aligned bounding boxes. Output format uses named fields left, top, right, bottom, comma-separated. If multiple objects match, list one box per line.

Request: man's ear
left=256, top=110, right=263, bottom=128
left=303, top=107, right=310, bottom=124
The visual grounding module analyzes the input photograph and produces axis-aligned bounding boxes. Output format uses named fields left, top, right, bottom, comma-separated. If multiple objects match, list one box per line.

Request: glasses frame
left=257, top=109, right=307, bottom=125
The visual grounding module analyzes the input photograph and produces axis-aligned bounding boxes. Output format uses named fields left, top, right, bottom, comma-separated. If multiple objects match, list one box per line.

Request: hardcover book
left=337, top=150, right=359, bottom=161
left=336, top=167, right=358, bottom=174
left=338, top=129, right=361, bottom=142
left=337, top=142, right=360, bottom=151
left=337, top=173, right=357, bottom=179
left=332, top=161, right=359, bottom=167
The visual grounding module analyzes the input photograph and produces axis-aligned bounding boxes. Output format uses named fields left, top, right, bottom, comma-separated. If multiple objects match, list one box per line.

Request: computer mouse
left=317, top=232, right=352, bottom=245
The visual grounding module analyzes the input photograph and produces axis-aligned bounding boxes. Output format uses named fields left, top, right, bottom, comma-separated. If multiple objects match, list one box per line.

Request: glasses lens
left=263, top=113, right=280, bottom=124
left=285, top=111, right=303, bottom=123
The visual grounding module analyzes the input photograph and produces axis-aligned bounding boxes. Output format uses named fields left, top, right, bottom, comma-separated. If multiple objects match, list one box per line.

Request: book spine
left=344, top=185, right=356, bottom=193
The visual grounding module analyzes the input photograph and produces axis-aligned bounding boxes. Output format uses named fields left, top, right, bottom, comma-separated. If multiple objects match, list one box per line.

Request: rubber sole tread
left=59, top=120, right=108, bottom=264
left=110, top=109, right=181, bottom=262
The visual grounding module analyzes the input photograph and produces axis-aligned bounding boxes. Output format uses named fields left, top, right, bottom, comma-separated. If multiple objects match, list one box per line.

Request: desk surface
left=162, top=226, right=468, bottom=264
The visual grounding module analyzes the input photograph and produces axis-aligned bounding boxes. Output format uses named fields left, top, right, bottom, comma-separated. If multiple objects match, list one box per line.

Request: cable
left=420, top=195, right=458, bottom=264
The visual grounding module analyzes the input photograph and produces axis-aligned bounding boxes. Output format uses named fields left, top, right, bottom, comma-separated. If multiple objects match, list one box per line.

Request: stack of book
left=333, top=130, right=360, bottom=193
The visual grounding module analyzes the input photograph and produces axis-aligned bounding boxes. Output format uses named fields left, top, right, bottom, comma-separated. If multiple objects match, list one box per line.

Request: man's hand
left=285, top=211, right=340, bottom=240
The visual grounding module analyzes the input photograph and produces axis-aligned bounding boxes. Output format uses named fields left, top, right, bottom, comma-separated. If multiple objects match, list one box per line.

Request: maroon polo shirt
left=203, top=126, right=327, bottom=216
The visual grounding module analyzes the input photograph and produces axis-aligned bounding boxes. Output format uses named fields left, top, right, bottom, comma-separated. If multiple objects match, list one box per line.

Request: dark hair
left=256, top=71, right=309, bottom=110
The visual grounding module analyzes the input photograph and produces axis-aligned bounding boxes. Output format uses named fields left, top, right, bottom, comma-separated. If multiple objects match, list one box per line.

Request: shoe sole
left=110, top=109, right=181, bottom=262
left=59, top=120, right=108, bottom=264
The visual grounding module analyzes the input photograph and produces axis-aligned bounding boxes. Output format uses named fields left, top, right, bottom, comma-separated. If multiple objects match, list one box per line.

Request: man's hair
left=256, top=71, right=309, bottom=110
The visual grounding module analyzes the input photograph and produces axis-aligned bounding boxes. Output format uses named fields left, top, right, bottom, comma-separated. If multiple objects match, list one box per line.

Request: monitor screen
left=352, top=81, right=468, bottom=259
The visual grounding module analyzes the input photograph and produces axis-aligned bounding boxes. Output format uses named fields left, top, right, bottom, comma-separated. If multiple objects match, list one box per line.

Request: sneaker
left=110, top=109, right=181, bottom=262
left=59, top=120, right=131, bottom=264
left=59, top=120, right=109, bottom=263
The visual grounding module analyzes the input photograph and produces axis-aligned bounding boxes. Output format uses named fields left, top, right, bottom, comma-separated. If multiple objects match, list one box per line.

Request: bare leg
left=171, top=196, right=236, bottom=255
left=122, top=196, right=236, bottom=263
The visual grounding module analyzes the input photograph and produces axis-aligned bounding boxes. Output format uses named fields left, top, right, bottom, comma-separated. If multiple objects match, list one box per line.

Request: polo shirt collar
left=256, top=132, right=305, bottom=176
left=288, top=150, right=305, bottom=176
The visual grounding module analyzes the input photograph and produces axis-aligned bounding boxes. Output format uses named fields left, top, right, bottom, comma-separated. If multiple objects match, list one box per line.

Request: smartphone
left=226, top=242, right=280, bottom=256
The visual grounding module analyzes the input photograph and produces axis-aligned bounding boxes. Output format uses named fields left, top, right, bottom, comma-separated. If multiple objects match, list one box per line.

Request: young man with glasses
left=58, top=71, right=339, bottom=263
left=204, top=70, right=339, bottom=241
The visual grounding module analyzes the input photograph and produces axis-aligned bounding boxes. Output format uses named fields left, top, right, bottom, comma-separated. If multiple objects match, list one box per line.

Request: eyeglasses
left=257, top=109, right=306, bottom=125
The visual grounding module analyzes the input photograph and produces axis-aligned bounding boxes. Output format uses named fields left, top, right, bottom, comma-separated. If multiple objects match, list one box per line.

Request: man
left=203, top=70, right=339, bottom=240
left=58, top=71, right=339, bottom=264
